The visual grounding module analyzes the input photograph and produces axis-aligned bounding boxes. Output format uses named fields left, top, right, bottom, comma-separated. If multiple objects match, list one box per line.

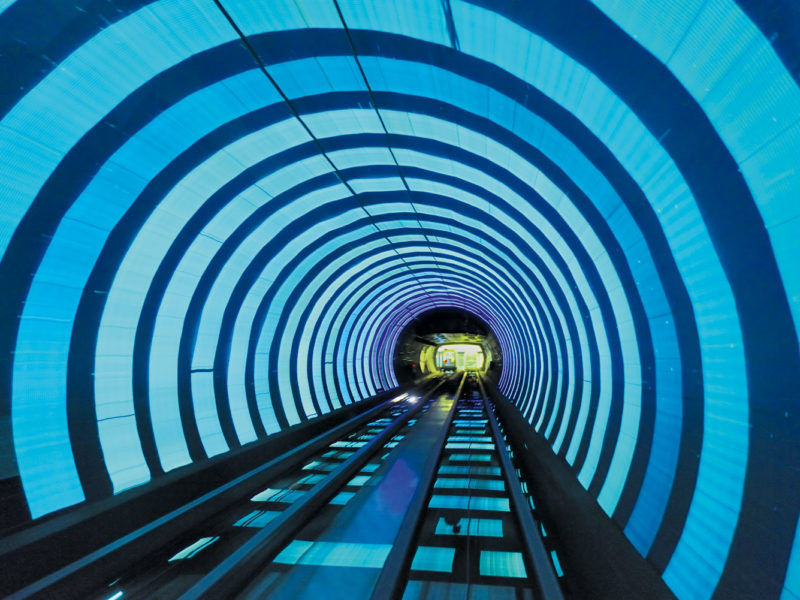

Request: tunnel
left=0, top=1, right=798, bottom=598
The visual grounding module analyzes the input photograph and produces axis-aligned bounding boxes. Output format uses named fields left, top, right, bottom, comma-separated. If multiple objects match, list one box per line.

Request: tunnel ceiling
left=418, top=333, right=486, bottom=345
left=404, top=308, right=491, bottom=337
left=0, top=1, right=799, bottom=598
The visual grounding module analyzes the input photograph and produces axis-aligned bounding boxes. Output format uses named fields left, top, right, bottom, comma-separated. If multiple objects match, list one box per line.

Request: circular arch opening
left=393, top=308, right=503, bottom=383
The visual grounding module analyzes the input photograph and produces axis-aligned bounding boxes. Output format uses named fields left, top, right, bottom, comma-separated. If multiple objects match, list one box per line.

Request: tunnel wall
left=0, top=2, right=798, bottom=598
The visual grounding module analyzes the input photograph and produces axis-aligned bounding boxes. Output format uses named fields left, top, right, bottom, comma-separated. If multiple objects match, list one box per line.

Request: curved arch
left=0, top=2, right=798, bottom=598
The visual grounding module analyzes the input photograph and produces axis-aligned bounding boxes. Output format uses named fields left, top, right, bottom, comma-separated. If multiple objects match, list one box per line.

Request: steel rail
left=179, top=379, right=448, bottom=599
left=10, top=380, right=439, bottom=599
left=369, top=371, right=466, bottom=600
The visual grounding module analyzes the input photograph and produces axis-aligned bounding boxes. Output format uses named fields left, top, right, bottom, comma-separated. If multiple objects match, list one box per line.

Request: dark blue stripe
left=0, top=0, right=153, bottom=118
left=735, top=0, right=800, bottom=86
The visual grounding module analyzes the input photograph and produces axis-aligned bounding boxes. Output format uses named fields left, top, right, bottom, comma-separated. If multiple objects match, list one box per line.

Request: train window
left=434, top=343, right=485, bottom=371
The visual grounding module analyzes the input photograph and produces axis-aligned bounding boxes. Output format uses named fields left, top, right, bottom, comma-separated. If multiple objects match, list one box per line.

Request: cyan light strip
left=479, top=550, right=528, bottom=578
left=273, top=540, right=392, bottom=568
left=251, top=487, right=305, bottom=503
left=234, top=510, right=280, bottom=528
left=402, top=581, right=520, bottom=600
left=434, top=477, right=505, bottom=491
left=448, top=454, right=492, bottom=462
left=410, top=546, right=456, bottom=573
left=168, top=536, right=219, bottom=562
left=551, top=550, right=564, bottom=577
left=446, top=443, right=495, bottom=450
left=428, top=494, right=510, bottom=512
left=329, top=492, right=356, bottom=506
left=435, top=517, right=504, bottom=537
left=781, top=516, right=800, bottom=599
left=438, top=465, right=501, bottom=476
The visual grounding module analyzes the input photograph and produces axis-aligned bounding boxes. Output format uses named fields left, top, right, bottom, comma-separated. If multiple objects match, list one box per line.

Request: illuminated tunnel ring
left=4, top=29, right=708, bottom=584
left=346, top=238, right=572, bottom=414
left=342, top=261, right=539, bottom=400
left=276, top=236, right=544, bottom=412
left=15, top=84, right=676, bottom=520
left=242, top=203, right=632, bottom=496
left=70, top=111, right=676, bottom=488
left=10, top=58, right=688, bottom=564
left=139, top=158, right=608, bottom=426
left=0, top=2, right=798, bottom=599
left=266, top=217, right=584, bottom=412
left=306, top=218, right=632, bottom=508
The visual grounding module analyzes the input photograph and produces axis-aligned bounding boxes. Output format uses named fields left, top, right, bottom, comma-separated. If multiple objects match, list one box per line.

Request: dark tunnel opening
left=393, top=308, right=503, bottom=383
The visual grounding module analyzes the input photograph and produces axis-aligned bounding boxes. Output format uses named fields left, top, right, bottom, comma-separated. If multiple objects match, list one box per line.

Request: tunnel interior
left=0, top=1, right=798, bottom=599
left=393, top=308, right=501, bottom=381
left=434, top=343, right=485, bottom=372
